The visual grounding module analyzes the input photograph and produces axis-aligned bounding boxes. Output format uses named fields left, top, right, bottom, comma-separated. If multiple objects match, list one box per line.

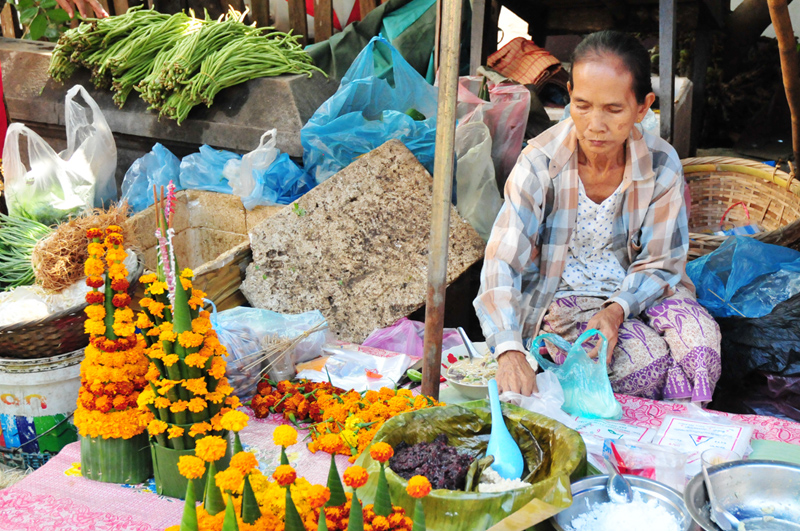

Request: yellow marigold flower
left=178, top=455, right=206, bottom=480
left=273, top=425, right=298, bottom=448
left=84, top=257, right=105, bottom=277
left=177, top=331, right=204, bottom=349
left=108, top=263, right=127, bottom=279
left=162, top=354, right=179, bottom=367
left=84, top=305, right=106, bottom=321
left=113, top=323, right=135, bottom=338
left=159, top=324, right=177, bottom=343
left=317, top=433, right=344, bottom=454
left=154, top=397, right=171, bottom=410
left=372, top=515, right=390, bottom=531
left=170, top=400, right=189, bottom=413
left=307, top=485, right=331, bottom=509
left=147, top=281, right=168, bottom=295
left=406, top=475, right=431, bottom=498
left=139, top=274, right=157, bottom=285
left=167, top=425, right=185, bottom=439
left=188, top=397, right=207, bottom=413
left=195, top=435, right=227, bottom=462
left=344, top=416, right=363, bottom=431
left=183, top=378, right=208, bottom=396
left=138, top=387, right=156, bottom=407
left=185, top=353, right=209, bottom=368
left=84, top=319, right=106, bottom=336
left=181, top=268, right=194, bottom=279
left=272, top=464, right=297, bottom=487
left=220, top=410, right=249, bottom=432
left=87, top=242, right=105, bottom=256
left=209, top=357, right=226, bottom=379
left=215, top=467, right=245, bottom=493
left=369, top=442, right=394, bottom=464
left=147, top=419, right=168, bottom=435
left=340, top=429, right=357, bottom=448
left=225, top=396, right=242, bottom=410
left=136, top=312, right=153, bottom=329
left=188, top=422, right=212, bottom=438
left=229, top=451, right=258, bottom=476
left=343, top=466, right=369, bottom=489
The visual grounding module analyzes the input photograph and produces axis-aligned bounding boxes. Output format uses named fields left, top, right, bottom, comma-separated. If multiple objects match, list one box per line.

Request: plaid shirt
left=474, top=118, right=691, bottom=358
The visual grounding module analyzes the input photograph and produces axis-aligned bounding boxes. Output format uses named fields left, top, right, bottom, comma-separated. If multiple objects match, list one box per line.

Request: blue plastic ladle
left=486, top=379, right=524, bottom=480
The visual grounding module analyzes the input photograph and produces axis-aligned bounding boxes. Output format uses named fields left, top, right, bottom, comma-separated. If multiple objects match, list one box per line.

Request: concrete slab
left=241, top=140, right=486, bottom=344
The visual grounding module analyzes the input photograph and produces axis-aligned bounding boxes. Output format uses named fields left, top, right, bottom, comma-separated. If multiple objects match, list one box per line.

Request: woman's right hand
left=496, top=350, right=538, bottom=396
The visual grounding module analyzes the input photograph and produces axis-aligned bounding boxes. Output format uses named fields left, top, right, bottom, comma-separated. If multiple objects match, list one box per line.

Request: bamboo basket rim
left=682, top=156, right=798, bottom=196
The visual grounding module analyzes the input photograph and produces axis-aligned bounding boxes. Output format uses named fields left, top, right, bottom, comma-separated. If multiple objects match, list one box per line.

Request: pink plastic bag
left=456, top=77, right=531, bottom=185
left=362, top=318, right=462, bottom=358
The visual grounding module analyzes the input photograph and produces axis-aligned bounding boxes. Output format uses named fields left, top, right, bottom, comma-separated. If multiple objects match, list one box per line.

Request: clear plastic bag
left=179, top=145, right=241, bottom=193
left=120, top=143, right=182, bottom=213
left=225, top=129, right=280, bottom=205
left=301, top=36, right=438, bottom=184
left=3, top=85, right=116, bottom=224
left=530, top=329, right=623, bottom=419
left=454, top=122, right=503, bottom=241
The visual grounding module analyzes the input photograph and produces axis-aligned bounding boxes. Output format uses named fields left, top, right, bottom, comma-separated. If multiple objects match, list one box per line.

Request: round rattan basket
left=0, top=252, right=145, bottom=359
left=683, top=156, right=800, bottom=260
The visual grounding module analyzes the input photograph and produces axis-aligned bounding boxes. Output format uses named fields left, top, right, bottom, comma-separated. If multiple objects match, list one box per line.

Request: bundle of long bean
left=0, top=213, right=53, bottom=291
left=48, top=7, right=324, bottom=123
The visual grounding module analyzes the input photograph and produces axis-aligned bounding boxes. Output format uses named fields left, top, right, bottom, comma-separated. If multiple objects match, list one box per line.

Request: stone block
left=241, top=140, right=486, bottom=343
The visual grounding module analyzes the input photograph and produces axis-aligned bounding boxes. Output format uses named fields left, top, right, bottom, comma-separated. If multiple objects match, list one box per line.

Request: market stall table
left=1, top=395, right=799, bottom=530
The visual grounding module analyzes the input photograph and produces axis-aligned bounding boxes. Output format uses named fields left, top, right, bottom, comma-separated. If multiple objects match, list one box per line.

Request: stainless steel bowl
left=684, top=459, right=800, bottom=530
left=551, top=474, right=698, bottom=531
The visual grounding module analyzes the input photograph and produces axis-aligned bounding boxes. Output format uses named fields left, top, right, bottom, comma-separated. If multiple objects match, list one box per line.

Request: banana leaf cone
left=346, top=492, right=364, bottom=531
left=325, top=454, right=346, bottom=507
left=280, top=446, right=289, bottom=466
left=317, top=506, right=329, bottom=531
left=241, top=474, right=262, bottom=524
left=285, top=486, right=306, bottom=531
left=412, top=499, right=426, bottom=531
left=221, top=497, right=240, bottom=531
left=372, top=463, right=392, bottom=517
left=203, top=461, right=226, bottom=516
left=233, top=433, right=244, bottom=455
left=180, top=478, right=199, bottom=531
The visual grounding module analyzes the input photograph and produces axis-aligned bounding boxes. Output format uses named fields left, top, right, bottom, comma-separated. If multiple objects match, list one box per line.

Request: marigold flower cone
left=221, top=497, right=240, bottom=531
left=240, top=474, right=261, bottom=524
left=203, top=461, right=226, bottom=516
left=284, top=486, right=306, bottom=531
left=373, top=463, right=392, bottom=517
left=325, top=454, right=346, bottom=507
left=180, top=479, right=199, bottom=531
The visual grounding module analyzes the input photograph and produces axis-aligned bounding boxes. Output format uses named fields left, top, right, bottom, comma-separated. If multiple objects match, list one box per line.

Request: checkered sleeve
left=474, top=148, right=548, bottom=358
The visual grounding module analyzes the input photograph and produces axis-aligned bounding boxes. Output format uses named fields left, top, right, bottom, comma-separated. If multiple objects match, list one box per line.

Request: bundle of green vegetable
left=48, top=7, right=323, bottom=124
left=0, top=213, right=53, bottom=291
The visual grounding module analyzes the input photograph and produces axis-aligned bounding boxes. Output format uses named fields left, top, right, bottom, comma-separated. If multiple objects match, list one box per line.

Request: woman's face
left=569, top=55, right=656, bottom=158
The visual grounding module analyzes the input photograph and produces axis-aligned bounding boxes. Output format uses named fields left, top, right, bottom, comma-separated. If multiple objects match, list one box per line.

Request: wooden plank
left=689, top=25, right=712, bottom=156
left=314, top=0, right=333, bottom=42
left=250, top=0, right=270, bottom=27
left=223, top=0, right=246, bottom=14
left=113, top=0, right=130, bottom=16
left=360, top=0, right=378, bottom=20
left=470, top=0, right=486, bottom=75
left=0, top=4, right=16, bottom=39
left=288, top=0, right=308, bottom=46
left=659, top=0, right=676, bottom=142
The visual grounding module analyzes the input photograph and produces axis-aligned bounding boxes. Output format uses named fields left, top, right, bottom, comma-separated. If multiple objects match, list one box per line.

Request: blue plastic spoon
left=486, top=379, right=524, bottom=480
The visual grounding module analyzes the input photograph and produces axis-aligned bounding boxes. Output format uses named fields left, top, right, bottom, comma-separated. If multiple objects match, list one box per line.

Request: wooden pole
left=768, top=0, right=800, bottom=172
left=421, top=0, right=464, bottom=400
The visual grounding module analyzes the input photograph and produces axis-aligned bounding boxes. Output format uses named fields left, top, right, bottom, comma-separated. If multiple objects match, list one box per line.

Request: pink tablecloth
left=1, top=401, right=798, bottom=530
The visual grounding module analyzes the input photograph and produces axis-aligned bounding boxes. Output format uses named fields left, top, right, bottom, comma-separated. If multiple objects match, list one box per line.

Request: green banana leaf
left=355, top=401, right=586, bottom=531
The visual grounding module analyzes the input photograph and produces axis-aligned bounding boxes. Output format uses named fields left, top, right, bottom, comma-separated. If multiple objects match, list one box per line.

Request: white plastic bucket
left=0, top=349, right=84, bottom=417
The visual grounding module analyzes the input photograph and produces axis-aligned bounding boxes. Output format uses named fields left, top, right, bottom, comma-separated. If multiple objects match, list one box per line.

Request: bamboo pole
left=768, top=0, right=800, bottom=172
left=421, top=0, right=464, bottom=400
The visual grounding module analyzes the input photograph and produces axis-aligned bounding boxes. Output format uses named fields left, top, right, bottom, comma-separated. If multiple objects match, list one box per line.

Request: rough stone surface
left=241, top=140, right=486, bottom=343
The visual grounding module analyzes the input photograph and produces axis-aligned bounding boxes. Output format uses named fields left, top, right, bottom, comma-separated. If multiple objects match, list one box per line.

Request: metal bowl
left=551, top=474, right=698, bottom=531
left=684, top=459, right=800, bottom=530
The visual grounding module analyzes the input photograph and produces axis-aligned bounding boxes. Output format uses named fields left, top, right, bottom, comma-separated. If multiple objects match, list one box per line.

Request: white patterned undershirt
left=555, top=179, right=627, bottom=298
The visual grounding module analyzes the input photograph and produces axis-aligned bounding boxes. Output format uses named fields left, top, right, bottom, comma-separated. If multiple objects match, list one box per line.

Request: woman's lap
left=540, top=287, right=721, bottom=402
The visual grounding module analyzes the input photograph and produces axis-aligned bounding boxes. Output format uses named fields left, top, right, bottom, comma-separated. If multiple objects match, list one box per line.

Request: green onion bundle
left=48, top=7, right=324, bottom=124
left=0, top=213, right=53, bottom=291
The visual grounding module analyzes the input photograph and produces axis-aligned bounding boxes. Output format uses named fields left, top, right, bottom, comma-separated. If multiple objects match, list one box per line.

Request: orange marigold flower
left=84, top=319, right=106, bottom=336
left=106, top=225, right=123, bottom=235
left=111, top=278, right=130, bottom=292
left=220, top=410, right=249, bottom=432
left=162, top=354, right=179, bottom=367
left=180, top=277, right=192, bottom=291
left=209, top=357, right=226, bottom=379
left=183, top=378, right=208, bottom=395
left=195, top=435, right=227, bottom=462
left=307, top=485, right=331, bottom=509
left=112, top=395, right=127, bottom=410
left=178, top=331, right=204, bottom=349
left=154, top=396, right=171, bottom=410
left=273, top=425, right=298, bottom=447
left=184, top=353, right=209, bottom=368
left=86, top=228, right=103, bottom=239
left=85, top=290, right=104, bottom=305
left=272, top=464, right=297, bottom=487
left=229, top=451, right=258, bottom=476
left=406, top=475, right=431, bottom=499
left=188, top=422, right=212, bottom=438
left=169, top=400, right=189, bottom=413
left=139, top=274, right=157, bottom=285
left=85, top=305, right=106, bottom=321
left=86, top=276, right=105, bottom=289
left=104, top=233, right=123, bottom=246
left=178, top=455, right=206, bottom=480
left=215, top=467, right=244, bottom=493
left=191, top=317, right=212, bottom=335
left=148, top=301, right=166, bottom=319
left=168, top=425, right=185, bottom=439
left=112, top=293, right=131, bottom=308
left=317, top=433, right=344, bottom=455
left=187, top=397, right=207, bottom=413
left=343, top=466, right=368, bottom=489
left=369, top=442, right=394, bottom=464
left=372, top=516, right=390, bottom=531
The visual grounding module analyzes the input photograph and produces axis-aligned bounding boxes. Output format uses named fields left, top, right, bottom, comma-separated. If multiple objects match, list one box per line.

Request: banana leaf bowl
left=356, top=400, right=587, bottom=531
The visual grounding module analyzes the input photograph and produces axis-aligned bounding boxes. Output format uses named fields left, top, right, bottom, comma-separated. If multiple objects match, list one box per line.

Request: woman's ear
left=567, top=81, right=572, bottom=97
left=638, top=92, right=656, bottom=122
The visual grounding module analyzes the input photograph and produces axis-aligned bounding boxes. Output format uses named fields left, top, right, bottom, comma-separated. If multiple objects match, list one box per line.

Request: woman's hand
left=585, top=303, right=625, bottom=364
left=496, top=350, right=538, bottom=396
left=55, top=0, right=108, bottom=19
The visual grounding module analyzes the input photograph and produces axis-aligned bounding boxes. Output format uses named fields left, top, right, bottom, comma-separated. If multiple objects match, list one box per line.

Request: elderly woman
left=474, top=31, right=721, bottom=403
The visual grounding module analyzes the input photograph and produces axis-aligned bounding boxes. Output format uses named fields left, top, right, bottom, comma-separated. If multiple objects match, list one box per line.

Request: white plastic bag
left=455, top=122, right=503, bottom=241
left=500, top=371, right=577, bottom=429
left=296, top=348, right=413, bottom=392
left=224, top=129, right=280, bottom=205
left=3, top=85, right=117, bottom=224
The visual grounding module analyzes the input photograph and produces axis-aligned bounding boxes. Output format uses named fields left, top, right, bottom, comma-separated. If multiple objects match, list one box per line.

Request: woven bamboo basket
left=0, top=253, right=145, bottom=359
left=683, top=156, right=800, bottom=260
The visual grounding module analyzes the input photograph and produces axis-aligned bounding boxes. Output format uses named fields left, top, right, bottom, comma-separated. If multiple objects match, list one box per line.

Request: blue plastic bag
left=687, top=236, right=800, bottom=318
left=301, top=36, right=438, bottom=184
left=179, top=144, right=241, bottom=193
left=120, top=143, right=181, bottom=212
left=530, top=329, right=623, bottom=419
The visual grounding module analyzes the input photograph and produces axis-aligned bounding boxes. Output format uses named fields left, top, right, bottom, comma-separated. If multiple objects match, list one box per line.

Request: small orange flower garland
left=75, top=226, right=152, bottom=439
left=307, top=387, right=441, bottom=462
left=251, top=380, right=344, bottom=422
